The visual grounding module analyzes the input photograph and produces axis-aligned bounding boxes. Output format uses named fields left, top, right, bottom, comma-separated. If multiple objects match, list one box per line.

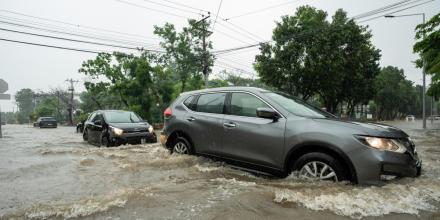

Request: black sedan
left=33, top=117, right=58, bottom=128
left=83, top=110, right=157, bottom=147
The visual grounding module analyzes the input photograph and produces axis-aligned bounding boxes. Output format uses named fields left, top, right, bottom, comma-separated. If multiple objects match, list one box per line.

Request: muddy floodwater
left=1, top=121, right=440, bottom=220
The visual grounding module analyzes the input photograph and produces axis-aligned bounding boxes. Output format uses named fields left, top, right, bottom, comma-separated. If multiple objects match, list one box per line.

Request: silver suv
left=160, top=87, right=421, bottom=185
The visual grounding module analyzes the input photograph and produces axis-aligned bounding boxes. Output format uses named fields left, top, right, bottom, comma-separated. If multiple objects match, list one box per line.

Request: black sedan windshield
left=265, top=92, right=334, bottom=118
left=104, top=111, right=142, bottom=123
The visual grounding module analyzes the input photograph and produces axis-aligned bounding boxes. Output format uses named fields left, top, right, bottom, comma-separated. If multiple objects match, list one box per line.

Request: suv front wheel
left=292, top=152, right=347, bottom=182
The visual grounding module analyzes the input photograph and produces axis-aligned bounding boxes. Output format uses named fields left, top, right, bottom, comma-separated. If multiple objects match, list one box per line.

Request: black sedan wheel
left=101, top=136, right=110, bottom=148
left=83, top=130, right=88, bottom=141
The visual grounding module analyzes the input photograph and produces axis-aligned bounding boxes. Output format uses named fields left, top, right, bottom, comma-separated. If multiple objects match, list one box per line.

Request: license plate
left=141, top=138, right=146, bottom=144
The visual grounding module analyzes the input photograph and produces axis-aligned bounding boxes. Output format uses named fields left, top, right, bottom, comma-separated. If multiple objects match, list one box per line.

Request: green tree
left=154, top=19, right=214, bottom=92
left=373, top=66, right=419, bottom=120
left=254, top=6, right=381, bottom=113
left=414, top=12, right=440, bottom=98
left=15, top=88, right=35, bottom=123
left=79, top=52, right=174, bottom=122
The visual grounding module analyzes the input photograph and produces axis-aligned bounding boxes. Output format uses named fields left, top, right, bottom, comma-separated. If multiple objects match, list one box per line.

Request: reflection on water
left=0, top=122, right=439, bottom=219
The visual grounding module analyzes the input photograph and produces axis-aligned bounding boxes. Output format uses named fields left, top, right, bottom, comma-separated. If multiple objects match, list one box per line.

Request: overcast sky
left=0, top=0, right=439, bottom=111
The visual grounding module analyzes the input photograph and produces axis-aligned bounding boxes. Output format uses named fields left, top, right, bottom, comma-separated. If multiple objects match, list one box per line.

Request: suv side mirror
left=94, top=120, right=102, bottom=126
left=256, top=107, right=280, bottom=121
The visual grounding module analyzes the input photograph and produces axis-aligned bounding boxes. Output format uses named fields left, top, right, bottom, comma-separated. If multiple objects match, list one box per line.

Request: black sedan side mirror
left=256, top=107, right=280, bottom=121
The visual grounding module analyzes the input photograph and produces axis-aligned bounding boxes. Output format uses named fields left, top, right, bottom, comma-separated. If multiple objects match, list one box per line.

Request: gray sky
left=1, top=0, right=439, bottom=111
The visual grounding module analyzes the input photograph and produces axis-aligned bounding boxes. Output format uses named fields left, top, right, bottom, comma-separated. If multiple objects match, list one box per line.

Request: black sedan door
left=89, top=113, right=104, bottom=144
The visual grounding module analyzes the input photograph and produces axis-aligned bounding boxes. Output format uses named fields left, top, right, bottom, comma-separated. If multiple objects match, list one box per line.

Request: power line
left=225, top=0, right=300, bottom=21
left=161, top=0, right=210, bottom=14
left=0, top=9, right=159, bottom=41
left=214, top=63, right=256, bottom=78
left=0, top=27, right=153, bottom=51
left=115, top=0, right=194, bottom=19
left=0, top=19, right=161, bottom=50
left=211, top=0, right=224, bottom=31
left=214, top=0, right=436, bottom=55
left=214, top=28, right=255, bottom=45
left=0, top=15, right=161, bottom=49
left=149, top=0, right=266, bottom=42
left=219, top=19, right=266, bottom=42
left=0, top=38, right=104, bottom=54
left=138, top=0, right=202, bottom=16
left=357, top=0, right=435, bottom=23
left=216, top=60, right=255, bottom=75
left=351, top=0, right=413, bottom=19
left=214, top=20, right=261, bottom=43
left=213, top=42, right=261, bottom=54
left=217, top=56, right=254, bottom=70
left=0, top=16, right=159, bottom=47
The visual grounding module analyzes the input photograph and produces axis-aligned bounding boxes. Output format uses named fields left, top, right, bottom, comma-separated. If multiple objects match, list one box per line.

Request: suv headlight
left=148, top=125, right=154, bottom=133
left=111, top=127, right=124, bottom=136
left=355, top=135, right=406, bottom=153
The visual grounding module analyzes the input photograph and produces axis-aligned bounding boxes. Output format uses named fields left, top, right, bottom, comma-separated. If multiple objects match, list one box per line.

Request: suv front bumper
left=349, top=145, right=422, bottom=185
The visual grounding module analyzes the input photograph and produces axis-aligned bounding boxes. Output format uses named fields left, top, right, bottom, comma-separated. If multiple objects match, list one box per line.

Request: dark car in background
left=160, top=87, right=421, bottom=185
left=83, top=110, right=157, bottom=147
left=33, top=117, right=57, bottom=128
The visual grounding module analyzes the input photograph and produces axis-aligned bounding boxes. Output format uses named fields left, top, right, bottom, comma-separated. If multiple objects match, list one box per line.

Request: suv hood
left=314, top=118, right=408, bottom=138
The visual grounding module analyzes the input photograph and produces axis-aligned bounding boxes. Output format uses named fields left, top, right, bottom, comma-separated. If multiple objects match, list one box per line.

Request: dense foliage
left=414, top=12, right=440, bottom=99
left=254, top=6, right=381, bottom=114
left=372, top=66, right=421, bottom=120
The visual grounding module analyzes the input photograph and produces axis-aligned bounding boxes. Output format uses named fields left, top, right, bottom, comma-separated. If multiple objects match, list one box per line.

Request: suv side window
left=230, top=92, right=270, bottom=117
left=196, top=93, right=226, bottom=114
left=183, top=95, right=196, bottom=111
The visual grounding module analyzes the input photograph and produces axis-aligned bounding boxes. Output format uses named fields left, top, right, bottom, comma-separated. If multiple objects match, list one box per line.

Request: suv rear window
left=183, top=96, right=196, bottom=111
left=196, top=93, right=226, bottom=114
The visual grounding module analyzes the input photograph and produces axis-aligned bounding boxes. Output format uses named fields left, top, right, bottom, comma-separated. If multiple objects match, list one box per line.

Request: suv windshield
left=265, top=92, right=335, bottom=118
left=104, top=111, right=142, bottom=123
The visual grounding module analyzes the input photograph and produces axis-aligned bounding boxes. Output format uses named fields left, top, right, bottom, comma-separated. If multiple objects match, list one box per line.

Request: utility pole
left=431, top=95, right=434, bottom=124
left=385, top=13, right=426, bottom=128
left=0, top=106, right=2, bottom=138
left=65, top=79, right=78, bottom=126
left=195, top=14, right=212, bottom=88
left=0, top=78, right=11, bottom=138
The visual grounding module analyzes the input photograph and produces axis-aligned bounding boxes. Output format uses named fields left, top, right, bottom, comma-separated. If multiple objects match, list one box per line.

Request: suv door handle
left=186, top=117, right=196, bottom=122
left=223, top=122, right=236, bottom=128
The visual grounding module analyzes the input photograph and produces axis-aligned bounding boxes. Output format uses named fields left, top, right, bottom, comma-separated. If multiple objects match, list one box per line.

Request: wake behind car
left=83, top=110, right=157, bottom=147
left=33, top=117, right=57, bottom=128
left=160, top=87, right=421, bottom=185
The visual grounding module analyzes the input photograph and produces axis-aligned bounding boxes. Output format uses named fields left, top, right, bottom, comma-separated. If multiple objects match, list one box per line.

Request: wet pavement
left=0, top=120, right=439, bottom=220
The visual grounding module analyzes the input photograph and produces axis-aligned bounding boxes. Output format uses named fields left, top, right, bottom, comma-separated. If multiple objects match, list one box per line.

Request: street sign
left=0, top=79, right=10, bottom=100
left=0, top=94, right=11, bottom=100
left=0, top=79, right=8, bottom=93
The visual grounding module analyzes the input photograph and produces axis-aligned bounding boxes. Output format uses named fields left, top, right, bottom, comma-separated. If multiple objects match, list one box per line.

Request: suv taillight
left=164, top=107, right=173, bottom=118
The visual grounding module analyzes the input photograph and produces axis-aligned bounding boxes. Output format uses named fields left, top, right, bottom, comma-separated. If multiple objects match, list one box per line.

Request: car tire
left=171, top=137, right=192, bottom=154
left=83, top=130, right=88, bottom=141
left=101, top=136, right=111, bottom=148
left=292, top=152, right=347, bottom=182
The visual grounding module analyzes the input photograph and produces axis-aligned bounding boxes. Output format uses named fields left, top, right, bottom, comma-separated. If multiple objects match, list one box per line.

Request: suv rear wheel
left=292, top=152, right=347, bottom=182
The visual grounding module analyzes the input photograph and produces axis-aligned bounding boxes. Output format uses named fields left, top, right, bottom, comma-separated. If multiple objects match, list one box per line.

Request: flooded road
left=0, top=121, right=439, bottom=220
